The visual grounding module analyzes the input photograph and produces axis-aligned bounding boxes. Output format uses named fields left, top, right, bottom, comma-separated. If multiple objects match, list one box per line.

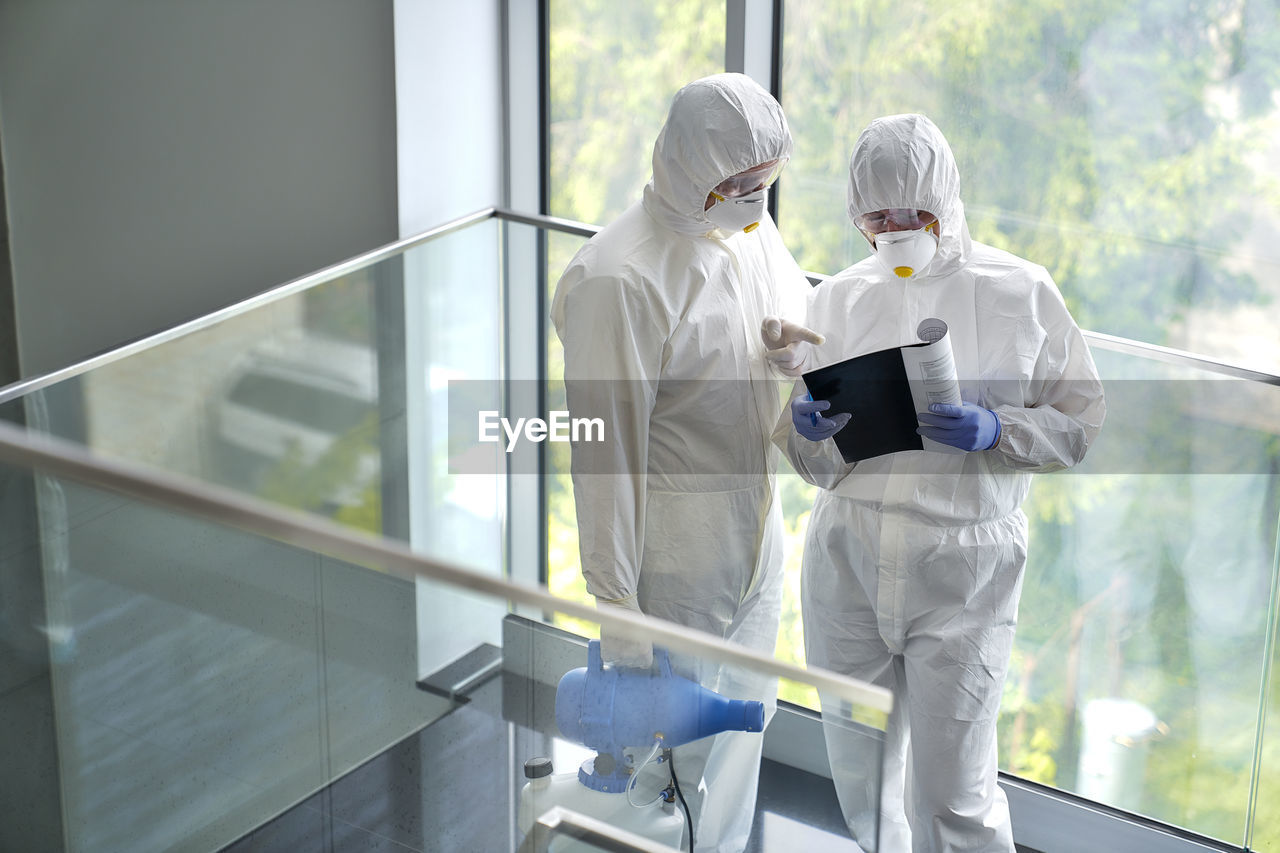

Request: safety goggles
left=711, top=159, right=787, bottom=200
left=854, top=208, right=938, bottom=234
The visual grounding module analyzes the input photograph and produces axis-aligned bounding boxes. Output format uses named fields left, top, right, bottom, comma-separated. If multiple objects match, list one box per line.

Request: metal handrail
left=489, top=208, right=1280, bottom=386
left=0, top=420, right=893, bottom=715
left=0, top=207, right=499, bottom=405
left=3, top=206, right=1277, bottom=406
left=493, top=207, right=599, bottom=238
left=1077, top=330, right=1280, bottom=385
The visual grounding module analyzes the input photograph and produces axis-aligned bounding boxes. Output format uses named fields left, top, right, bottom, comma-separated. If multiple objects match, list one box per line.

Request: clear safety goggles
left=710, top=159, right=787, bottom=200
left=854, top=208, right=938, bottom=234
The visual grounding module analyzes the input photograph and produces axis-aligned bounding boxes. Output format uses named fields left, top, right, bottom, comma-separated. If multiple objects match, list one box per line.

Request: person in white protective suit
left=766, top=114, right=1105, bottom=853
left=550, top=73, right=819, bottom=853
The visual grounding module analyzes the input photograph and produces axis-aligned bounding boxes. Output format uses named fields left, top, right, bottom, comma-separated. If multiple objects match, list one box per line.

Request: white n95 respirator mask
left=874, top=226, right=938, bottom=278
left=706, top=189, right=768, bottom=234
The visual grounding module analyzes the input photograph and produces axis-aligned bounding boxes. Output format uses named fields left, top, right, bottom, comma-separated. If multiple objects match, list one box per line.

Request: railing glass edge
left=4, top=208, right=1274, bottom=407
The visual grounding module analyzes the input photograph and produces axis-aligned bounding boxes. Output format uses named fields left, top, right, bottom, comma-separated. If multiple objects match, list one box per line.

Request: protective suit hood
left=643, top=73, right=793, bottom=236
left=847, top=114, right=973, bottom=276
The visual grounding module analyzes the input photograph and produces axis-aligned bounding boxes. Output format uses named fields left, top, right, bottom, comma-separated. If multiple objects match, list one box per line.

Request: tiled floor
left=220, top=673, right=1042, bottom=853
left=221, top=675, right=512, bottom=852
left=747, top=759, right=864, bottom=852
left=219, top=671, right=854, bottom=852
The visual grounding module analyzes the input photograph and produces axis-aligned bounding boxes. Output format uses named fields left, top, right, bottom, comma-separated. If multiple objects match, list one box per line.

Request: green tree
left=779, top=0, right=1280, bottom=341
left=549, top=0, right=726, bottom=223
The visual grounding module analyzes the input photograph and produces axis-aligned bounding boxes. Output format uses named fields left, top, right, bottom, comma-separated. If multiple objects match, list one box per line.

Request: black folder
left=801, top=342, right=932, bottom=464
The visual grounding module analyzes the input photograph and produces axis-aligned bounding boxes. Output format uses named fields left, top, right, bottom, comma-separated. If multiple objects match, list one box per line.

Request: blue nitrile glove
left=793, top=397, right=851, bottom=442
left=916, top=402, right=1001, bottom=451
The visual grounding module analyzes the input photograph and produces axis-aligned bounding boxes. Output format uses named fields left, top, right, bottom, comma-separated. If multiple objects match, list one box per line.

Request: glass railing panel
left=0, top=422, right=59, bottom=853
left=0, top=217, right=509, bottom=851
left=400, top=219, right=506, bottom=686
left=0, top=461, right=456, bottom=852
left=0, top=436, right=887, bottom=853
left=530, top=210, right=1280, bottom=842
left=1001, top=343, right=1280, bottom=845
left=2, top=218, right=507, bottom=735
left=24, top=270, right=393, bottom=520
left=9, top=205, right=1276, bottom=847
left=4, top=218, right=502, bottom=552
left=1251, top=519, right=1280, bottom=852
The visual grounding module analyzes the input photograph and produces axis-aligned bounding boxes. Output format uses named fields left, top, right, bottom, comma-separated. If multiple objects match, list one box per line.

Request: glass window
left=779, top=0, right=1280, bottom=374
left=777, top=1, right=1280, bottom=845
left=548, top=0, right=726, bottom=223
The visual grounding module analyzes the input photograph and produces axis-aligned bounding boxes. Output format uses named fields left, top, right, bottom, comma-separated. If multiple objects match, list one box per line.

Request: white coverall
left=775, top=115, right=1105, bottom=853
left=551, top=74, right=811, bottom=853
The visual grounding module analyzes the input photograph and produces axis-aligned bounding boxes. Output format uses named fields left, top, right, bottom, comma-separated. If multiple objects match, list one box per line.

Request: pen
left=804, top=393, right=819, bottom=427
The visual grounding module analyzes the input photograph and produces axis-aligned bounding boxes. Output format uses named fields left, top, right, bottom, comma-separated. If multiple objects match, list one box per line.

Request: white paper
left=901, top=318, right=963, bottom=453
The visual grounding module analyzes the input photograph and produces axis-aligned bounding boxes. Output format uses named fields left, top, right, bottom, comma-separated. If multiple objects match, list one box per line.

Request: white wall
left=393, top=0, right=504, bottom=236
left=0, top=0, right=400, bottom=378
left=393, top=1, right=507, bottom=678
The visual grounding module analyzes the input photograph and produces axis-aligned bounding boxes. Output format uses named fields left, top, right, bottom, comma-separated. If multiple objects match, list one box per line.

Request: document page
left=901, top=318, right=963, bottom=454
left=801, top=317, right=963, bottom=463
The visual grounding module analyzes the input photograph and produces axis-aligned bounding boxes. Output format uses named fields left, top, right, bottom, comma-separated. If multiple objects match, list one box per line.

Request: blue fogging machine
left=555, top=640, right=765, bottom=793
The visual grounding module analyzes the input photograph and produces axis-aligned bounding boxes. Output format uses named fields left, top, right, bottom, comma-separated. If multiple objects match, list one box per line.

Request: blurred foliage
left=543, top=0, right=1280, bottom=845
left=221, top=284, right=383, bottom=535
left=256, top=411, right=382, bottom=530
left=549, top=0, right=726, bottom=224
left=779, top=0, right=1280, bottom=347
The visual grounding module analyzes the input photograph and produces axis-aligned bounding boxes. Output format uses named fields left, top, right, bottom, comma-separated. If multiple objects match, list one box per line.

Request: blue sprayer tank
left=517, top=640, right=767, bottom=850
left=554, top=640, right=765, bottom=792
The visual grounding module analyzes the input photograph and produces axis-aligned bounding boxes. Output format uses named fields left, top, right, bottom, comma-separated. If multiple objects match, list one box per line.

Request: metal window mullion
left=502, top=0, right=542, bottom=216
left=726, top=0, right=784, bottom=223
left=725, top=0, right=776, bottom=90
left=498, top=220, right=546, bottom=593
left=501, top=0, right=547, bottom=594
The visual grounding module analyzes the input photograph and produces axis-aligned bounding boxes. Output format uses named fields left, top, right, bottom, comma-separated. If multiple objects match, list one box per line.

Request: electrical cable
left=666, top=748, right=694, bottom=852
left=625, top=740, right=668, bottom=808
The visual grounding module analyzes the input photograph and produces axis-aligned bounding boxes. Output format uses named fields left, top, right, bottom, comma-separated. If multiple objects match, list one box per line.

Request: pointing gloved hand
left=792, top=396, right=851, bottom=442
left=761, top=316, right=825, bottom=377
left=916, top=402, right=1001, bottom=452
left=595, top=593, right=654, bottom=669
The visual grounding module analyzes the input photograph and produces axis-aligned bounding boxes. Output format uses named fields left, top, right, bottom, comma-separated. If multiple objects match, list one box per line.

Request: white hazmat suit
left=551, top=73, right=811, bottom=853
left=775, top=115, right=1105, bottom=853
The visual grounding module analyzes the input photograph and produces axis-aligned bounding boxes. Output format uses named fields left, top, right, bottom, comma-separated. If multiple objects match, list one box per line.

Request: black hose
left=666, top=748, right=694, bottom=852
